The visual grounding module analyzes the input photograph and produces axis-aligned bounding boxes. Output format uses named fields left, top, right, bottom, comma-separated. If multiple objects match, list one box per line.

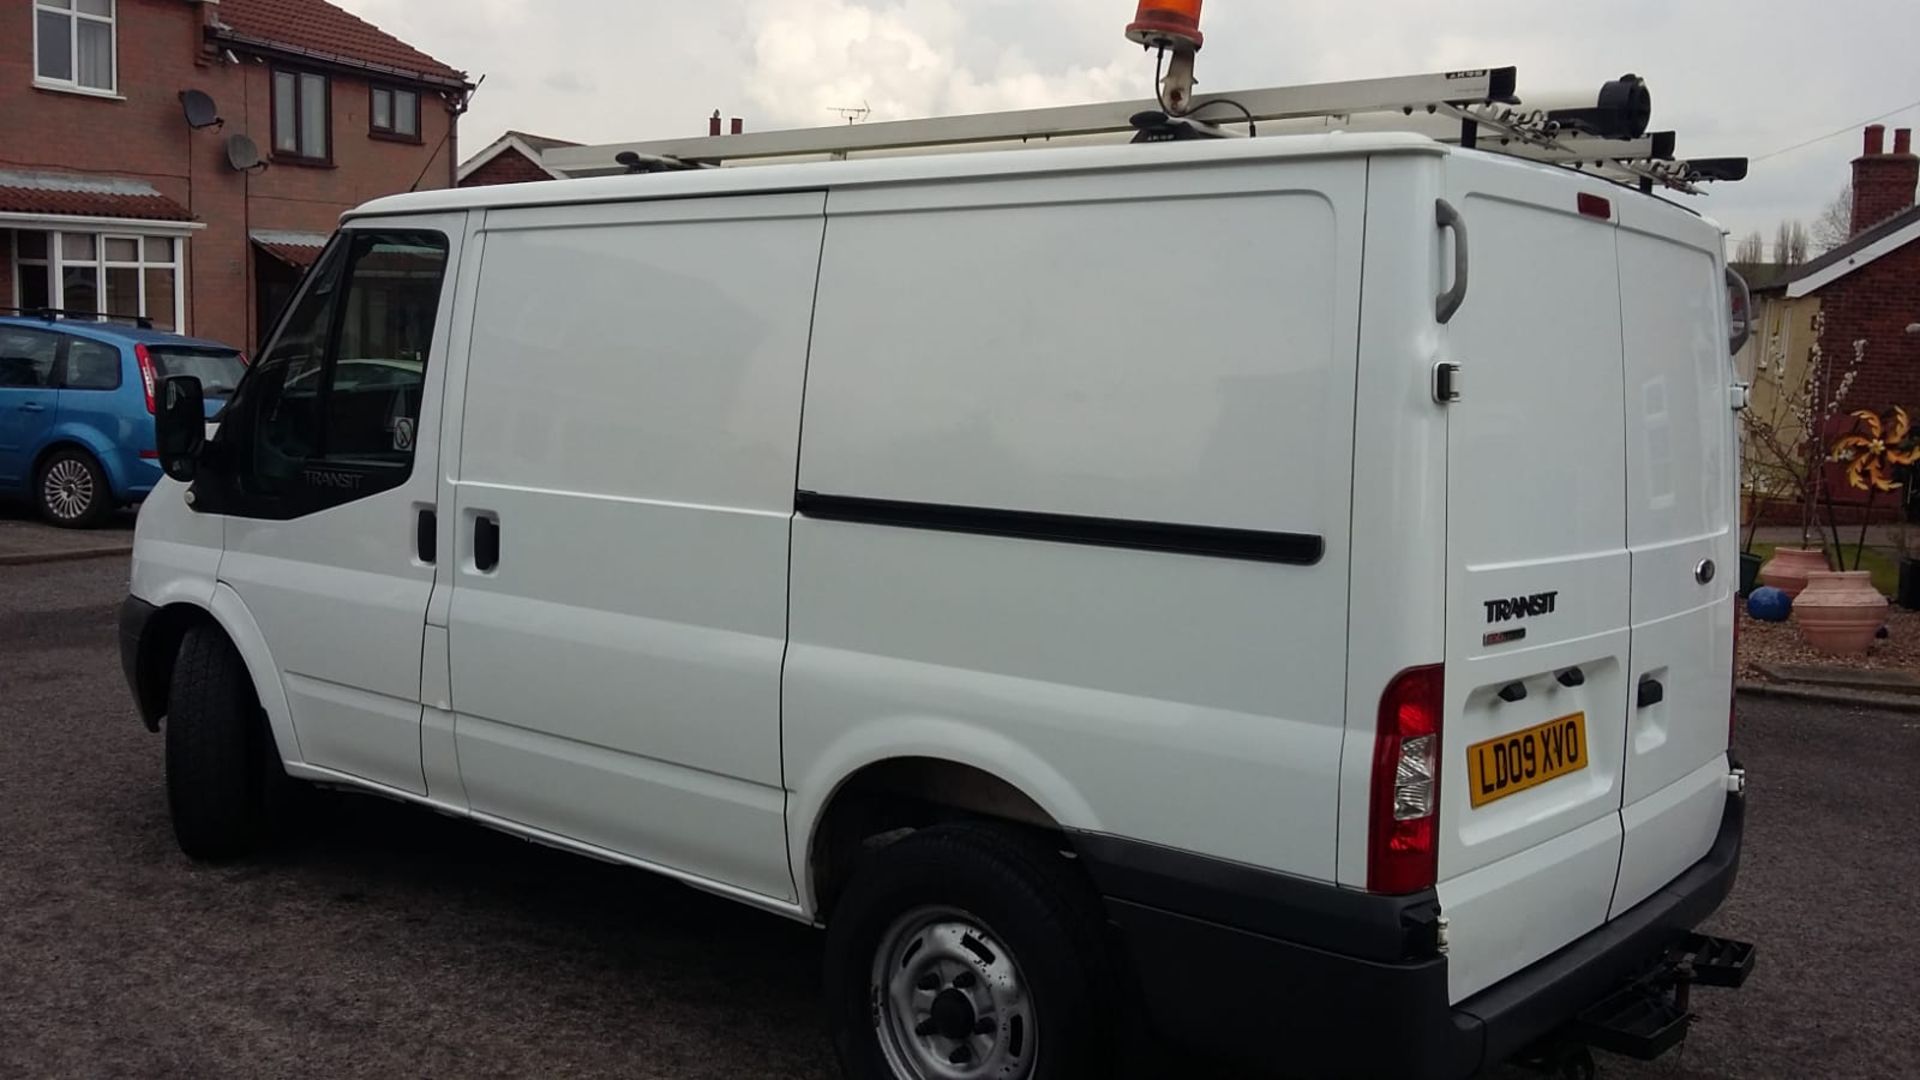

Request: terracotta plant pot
left=1757, top=547, right=1830, bottom=599
left=1794, top=571, right=1889, bottom=656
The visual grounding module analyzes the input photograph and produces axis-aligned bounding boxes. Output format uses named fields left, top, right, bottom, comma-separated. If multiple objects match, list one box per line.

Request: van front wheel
left=824, top=824, right=1114, bottom=1080
left=164, top=625, right=280, bottom=860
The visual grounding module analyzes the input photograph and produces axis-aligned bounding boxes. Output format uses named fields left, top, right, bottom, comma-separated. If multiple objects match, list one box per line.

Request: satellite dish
left=180, top=89, right=222, bottom=130
left=225, top=133, right=266, bottom=172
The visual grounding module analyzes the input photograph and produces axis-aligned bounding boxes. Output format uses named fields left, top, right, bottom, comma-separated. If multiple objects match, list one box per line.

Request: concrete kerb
left=1737, top=681, right=1920, bottom=714
left=0, top=545, right=132, bottom=568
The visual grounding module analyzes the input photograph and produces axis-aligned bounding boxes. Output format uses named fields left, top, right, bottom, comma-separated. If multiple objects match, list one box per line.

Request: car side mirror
left=155, top=374, right=205, bottom=482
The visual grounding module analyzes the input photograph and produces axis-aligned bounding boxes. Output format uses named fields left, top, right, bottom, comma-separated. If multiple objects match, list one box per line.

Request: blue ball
left=1747, top=586, right=1793, bottom=623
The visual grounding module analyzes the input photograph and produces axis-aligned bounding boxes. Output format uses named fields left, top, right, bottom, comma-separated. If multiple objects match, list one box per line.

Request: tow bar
left=1521, top=933, right=1757, bottom=1076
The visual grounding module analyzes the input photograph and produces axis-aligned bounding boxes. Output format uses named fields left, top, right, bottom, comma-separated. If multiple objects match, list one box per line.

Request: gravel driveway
left=3, top=557, right=1916, bottom=1079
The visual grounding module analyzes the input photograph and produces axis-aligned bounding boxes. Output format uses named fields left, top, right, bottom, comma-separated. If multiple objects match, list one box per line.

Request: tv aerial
left=830, top=101, right=871, bottom=125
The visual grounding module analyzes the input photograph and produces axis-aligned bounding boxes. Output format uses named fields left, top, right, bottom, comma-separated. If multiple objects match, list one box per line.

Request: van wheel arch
left=807, top=757, right=1074, bottom=921
left=133, top=604, right=224, bottom=732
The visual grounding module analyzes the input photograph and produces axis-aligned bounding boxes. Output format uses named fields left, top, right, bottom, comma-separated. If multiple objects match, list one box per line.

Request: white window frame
left=32, top=0, right=120, bottom=99
left=10, top=228, right=185, bottom=331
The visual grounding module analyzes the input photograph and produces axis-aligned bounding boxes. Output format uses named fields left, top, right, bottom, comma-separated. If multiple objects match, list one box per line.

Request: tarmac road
left=2, top=556, right=1916, bottom=1079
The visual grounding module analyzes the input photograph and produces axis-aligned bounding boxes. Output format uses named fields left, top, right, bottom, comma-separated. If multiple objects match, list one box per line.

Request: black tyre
left=35, top=447, right=113, bottom=528
left=825, top=823, right=1116, bottom=1080
left=164, top=625, right=283, bottom=860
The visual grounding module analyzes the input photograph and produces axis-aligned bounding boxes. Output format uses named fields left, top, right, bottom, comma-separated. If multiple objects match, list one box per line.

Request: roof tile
left=217, top=0, right=468, bottom=86
left=0, top=186, right=194, bottom=222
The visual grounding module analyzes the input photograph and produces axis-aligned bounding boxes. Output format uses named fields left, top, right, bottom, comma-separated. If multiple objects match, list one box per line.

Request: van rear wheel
left=824, top=823, right=1114, bottom=1080
left=164, top=625, right=284, bottom=860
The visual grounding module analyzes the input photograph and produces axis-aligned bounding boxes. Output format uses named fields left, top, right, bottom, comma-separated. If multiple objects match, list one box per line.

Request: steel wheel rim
left=870, top=905, right=1036, bottom=1080
left=42, top=459, right=95, bottom=521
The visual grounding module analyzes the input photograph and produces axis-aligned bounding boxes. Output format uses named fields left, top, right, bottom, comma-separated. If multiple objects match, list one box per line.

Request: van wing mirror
left=155, top=374, right=206, bottom=482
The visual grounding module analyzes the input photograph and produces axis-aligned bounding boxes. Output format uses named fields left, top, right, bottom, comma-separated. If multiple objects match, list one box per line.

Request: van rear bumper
left=1078, top=791, right=1745, bottom=1080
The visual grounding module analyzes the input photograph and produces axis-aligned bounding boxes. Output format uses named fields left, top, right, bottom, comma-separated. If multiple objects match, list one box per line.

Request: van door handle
left=416, top=508, right=436, bottom=564
left=1638, top=677, right=1665, bottom=709
left=473, top=515, right=500, bottom=572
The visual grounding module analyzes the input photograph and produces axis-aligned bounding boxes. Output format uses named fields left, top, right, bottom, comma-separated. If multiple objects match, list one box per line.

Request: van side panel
left=443, top=194, right=825, bottom=902
left=787, top=160, right=1366, bottom=884
left=1335, top=155, right=1451, bottom=888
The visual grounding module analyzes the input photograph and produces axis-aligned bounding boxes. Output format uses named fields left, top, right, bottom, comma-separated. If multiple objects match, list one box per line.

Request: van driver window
left=221, top=229, right=448, bottom=506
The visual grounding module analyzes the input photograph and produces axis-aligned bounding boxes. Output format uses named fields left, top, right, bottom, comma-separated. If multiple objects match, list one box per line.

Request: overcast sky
left=341, top=0, right=1920, bottom=253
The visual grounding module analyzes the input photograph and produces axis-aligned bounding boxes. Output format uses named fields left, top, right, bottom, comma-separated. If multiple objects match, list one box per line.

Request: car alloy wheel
left=41, top=457, right=97, bottom=523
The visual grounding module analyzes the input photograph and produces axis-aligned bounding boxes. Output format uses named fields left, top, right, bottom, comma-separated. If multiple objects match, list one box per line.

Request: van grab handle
left=1436, top=199, right=1470, bottom=325
left=1725, top=266, right=1752, bottom=358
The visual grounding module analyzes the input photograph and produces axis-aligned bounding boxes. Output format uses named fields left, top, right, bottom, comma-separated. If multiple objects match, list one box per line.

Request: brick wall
left=0, top=0, right=459, bottom=349
left=1809, top=239, right=1920, bottom=507
left=459, top=147, right=553, bottom=187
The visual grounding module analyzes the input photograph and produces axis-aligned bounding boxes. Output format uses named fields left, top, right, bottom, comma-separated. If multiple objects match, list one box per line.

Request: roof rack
left=0, top=306, right=154, bottom=330
left=543, top=66, right=1744, bottom=197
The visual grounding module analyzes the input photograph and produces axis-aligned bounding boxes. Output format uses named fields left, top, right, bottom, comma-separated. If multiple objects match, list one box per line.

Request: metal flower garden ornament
left=1831, top=407, right=1920, bottom=493
left=1827, top=406, right=1920, bottom=571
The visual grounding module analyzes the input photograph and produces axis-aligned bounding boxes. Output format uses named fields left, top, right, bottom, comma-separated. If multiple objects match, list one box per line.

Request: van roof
left=348, top=132, right=1448, bottom=222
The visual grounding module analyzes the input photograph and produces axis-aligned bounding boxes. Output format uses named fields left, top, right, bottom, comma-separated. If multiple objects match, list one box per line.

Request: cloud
left=742, top=0, right=1137, bottom=126
left=542, top=70, right=596, bottom=95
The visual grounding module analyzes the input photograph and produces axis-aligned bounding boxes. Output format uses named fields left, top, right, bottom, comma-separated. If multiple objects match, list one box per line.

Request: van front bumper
left=119, top=595, right=161, bottom=731
left=1075, top=791, right=1746, bottom=1080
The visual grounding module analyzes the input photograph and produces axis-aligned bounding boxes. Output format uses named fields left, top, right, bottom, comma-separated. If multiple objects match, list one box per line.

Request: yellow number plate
left=1467, top=713, right=1589, bottom=808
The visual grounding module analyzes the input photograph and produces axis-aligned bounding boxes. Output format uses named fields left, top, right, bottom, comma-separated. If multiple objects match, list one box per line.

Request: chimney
left=709, top=110, right=722, bottom=137
left=1851, top=124, right=1919, bottom=236
left=730, top=117, right=744, bottom=135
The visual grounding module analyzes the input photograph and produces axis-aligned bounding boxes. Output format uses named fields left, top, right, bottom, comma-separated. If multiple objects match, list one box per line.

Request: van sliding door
left=440, top=193, right=826, bottom=903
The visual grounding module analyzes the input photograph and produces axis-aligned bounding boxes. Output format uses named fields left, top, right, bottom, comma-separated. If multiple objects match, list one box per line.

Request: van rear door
left=1436, top=156, right=1632, bottom=1002
left=1609, top=204, right=1737, bottom=916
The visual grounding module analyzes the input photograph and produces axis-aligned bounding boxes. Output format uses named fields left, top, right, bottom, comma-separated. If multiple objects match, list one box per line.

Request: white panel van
left=122, top=132, right=1753, bottom=1079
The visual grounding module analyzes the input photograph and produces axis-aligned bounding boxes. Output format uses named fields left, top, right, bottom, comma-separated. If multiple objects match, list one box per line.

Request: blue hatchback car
left=0, top=314, right=243, bottom=527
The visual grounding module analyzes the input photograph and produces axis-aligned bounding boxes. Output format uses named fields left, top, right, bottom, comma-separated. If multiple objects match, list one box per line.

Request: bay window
left=11, top=229, right=185, bottom=331
left=34, top=0, right=117, bottom=95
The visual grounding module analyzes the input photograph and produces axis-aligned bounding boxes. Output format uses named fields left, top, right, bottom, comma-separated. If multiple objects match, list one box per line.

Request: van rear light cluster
left=134, top=343, right=157, bottom=414
left=1369, top=664, right=1444, bottom=895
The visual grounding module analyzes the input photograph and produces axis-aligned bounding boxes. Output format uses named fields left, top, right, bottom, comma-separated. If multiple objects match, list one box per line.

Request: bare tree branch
left=1812, top=184, right=1853, bottom=253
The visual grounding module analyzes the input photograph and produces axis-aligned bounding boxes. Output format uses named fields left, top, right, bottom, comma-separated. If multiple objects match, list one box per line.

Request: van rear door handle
left=473, top=515, right=500, bottom=572
left=1637, top=677, right=1664, bottom=709
left=416, top=508, right=436, bottom=564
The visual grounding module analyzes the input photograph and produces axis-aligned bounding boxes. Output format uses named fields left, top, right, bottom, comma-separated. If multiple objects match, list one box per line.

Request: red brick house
left=1751, top=127, right=1920, bottom=410
left=457, top=131, right=579, bottom=188
left=1743, top=126, right=1920, bottom=516
left=1, top=0, right=471, bottom=350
